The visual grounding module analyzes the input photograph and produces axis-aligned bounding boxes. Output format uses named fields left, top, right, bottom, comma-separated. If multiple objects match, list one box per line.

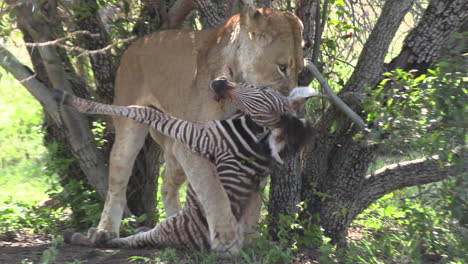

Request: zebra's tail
left=52, top=88, right=112, bottom=115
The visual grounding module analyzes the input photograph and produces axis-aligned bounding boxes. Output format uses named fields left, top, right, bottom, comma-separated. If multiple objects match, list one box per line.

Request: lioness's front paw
left=211, top=223, right=244, bottom=257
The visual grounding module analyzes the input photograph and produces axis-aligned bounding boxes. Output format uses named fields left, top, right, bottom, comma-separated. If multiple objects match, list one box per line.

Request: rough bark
left=193, top=0, right=228, bottom=28
left=295, top=0, right=319, bottom=59
left=299, top=0, right=467, bottom=247
left=388, top=0, right=468, bottom=74
left=267, top=152, right=302, bottom=239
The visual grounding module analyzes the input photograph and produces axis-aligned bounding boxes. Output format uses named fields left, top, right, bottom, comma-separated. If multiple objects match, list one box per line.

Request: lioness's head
left=221, top=5, right=305, bottom=95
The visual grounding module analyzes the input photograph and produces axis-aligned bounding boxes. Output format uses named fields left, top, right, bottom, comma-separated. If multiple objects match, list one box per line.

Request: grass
left=0, top=68, right=51, bottom=204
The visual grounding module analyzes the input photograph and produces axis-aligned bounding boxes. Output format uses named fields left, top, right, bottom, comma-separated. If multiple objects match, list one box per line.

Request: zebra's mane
left=279, top=113, right=314, bottom=153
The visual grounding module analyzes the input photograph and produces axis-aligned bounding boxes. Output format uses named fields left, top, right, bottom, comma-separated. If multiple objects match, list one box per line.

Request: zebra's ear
left=287, top=86, right=319, bottom=111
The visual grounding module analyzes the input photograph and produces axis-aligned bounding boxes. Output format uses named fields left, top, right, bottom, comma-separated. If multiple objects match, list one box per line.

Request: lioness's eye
left=278, top=64, right=288, bottom=73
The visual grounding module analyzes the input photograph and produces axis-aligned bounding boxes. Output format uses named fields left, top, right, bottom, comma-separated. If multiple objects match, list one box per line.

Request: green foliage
left=364, top=56, right=467, bottom=161
left=40, top=236, right=64, bottom=264
left=0, top=197, right=67, bottom=235
left=52, top=179, right=103, bottom=229
left=91, top=120, right=109, bottom=148
left=120, top=214, right=148, bottom=236
left=346, top=185, right=467, bottom=264
left=0, top=69, right=45, bottom=168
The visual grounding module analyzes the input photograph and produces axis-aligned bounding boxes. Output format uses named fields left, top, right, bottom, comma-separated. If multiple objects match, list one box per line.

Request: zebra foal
left=54, top=77, right=317, bottom=252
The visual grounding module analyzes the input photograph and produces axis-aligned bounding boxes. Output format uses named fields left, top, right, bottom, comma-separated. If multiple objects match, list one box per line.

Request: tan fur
left=89, top=6, right=304, bottom=255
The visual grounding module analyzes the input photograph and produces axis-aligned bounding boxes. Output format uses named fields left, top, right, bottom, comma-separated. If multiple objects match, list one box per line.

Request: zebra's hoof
left=63, top=230, right=74, bottom=244
left=62, top=230, right=93, bottom=247
left=88, top=228, right=118, bottom=246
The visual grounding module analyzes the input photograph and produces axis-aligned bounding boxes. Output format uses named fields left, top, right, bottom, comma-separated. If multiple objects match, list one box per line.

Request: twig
left=57, top=36, right=136, bottom=57
left=19, top=73, right=37, bottom=84
left=24, top=30, right=100, bottom=47
left=25, top=31, right=137, bottom=58
left=323, top=51, right=356, bottom=68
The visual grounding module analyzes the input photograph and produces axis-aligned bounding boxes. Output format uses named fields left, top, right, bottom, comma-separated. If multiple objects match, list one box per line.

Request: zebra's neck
left=220, top=114, right=286, bottom=164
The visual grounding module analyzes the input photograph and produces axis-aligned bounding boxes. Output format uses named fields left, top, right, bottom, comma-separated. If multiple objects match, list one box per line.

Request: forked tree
left=0, top=0, right=466, bottom=248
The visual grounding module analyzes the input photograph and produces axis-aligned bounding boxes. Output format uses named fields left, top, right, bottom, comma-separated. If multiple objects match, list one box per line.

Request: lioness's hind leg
left=161, top=146, right=187, bottom=217
left=149, top=131, right=187, bottom=217
left=93, top=117, right=149, bottom=244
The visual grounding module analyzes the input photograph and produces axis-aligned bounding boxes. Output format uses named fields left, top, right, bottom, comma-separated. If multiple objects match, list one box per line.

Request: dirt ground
left=0, top=231, right=320, bottom=264
left=0, top=231, right=160, bottom=264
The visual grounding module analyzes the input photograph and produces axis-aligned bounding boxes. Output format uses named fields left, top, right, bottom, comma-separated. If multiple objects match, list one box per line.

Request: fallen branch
left=304, top=60, right=368, bottom=131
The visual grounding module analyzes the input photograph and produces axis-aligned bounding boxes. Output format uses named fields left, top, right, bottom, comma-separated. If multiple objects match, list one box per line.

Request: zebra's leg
left=173, top=142, right=244, bottom=256
left=149, top=130, right=187, bottom=217
left=89, top=117, right=150, bottom=245
left=106, top=201, right=210, bottom=249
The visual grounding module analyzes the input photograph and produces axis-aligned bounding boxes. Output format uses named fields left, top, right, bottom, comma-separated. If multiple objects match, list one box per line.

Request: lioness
left=87, top=6, right=306, bottom=255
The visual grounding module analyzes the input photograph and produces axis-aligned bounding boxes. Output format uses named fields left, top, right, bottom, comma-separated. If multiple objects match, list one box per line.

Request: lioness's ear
left=288, top=86, right=319, bottom=111
left=243, top=5, right=270, bottom=40
left=243, top=4, right=261, bottom=20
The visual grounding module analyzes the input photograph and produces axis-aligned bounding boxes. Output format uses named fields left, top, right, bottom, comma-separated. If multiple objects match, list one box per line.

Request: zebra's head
left=210, top=76, right=318, bottom=127
left=210, top=76, right=318, bottom=164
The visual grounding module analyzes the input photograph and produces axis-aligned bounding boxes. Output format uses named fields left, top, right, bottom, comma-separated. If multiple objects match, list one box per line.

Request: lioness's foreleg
left=91, top=117, right=149, bottom=245
left=173, top=143, right=243, bottom=256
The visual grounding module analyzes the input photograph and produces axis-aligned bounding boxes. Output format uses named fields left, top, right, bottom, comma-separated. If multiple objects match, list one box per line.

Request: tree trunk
left=267, top=152, right=302, bottom=240
left=72, top=0, right=116, bottom=103
left=10, top=0, right=186, bottom=226
left=299, top=0, right=467, bottom=247
left=14, top=2, right=109, bottom=199
left=295, top=0, right=320, bottom=59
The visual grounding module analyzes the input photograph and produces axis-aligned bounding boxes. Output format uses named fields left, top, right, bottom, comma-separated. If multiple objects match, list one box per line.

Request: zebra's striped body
left=56, top=77, right=317, bottom=250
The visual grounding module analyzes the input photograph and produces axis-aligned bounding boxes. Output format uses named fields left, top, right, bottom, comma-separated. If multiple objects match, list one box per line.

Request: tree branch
left=295, top=0, right=319, bottom=59
left=161, top=0, right=195, bottom=29
left=312, top=0, right=329, bottom=64
left=0, top=45, right=62, bottom=126
left=388, top=0, right=468, bottom=74
left=362, top=156, right=453, bottom=201
left=314, top=0, right=414, bottom=133
left=344, top=0, right=415, bottom=93
left=305, top=60, right=367, bottom=130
